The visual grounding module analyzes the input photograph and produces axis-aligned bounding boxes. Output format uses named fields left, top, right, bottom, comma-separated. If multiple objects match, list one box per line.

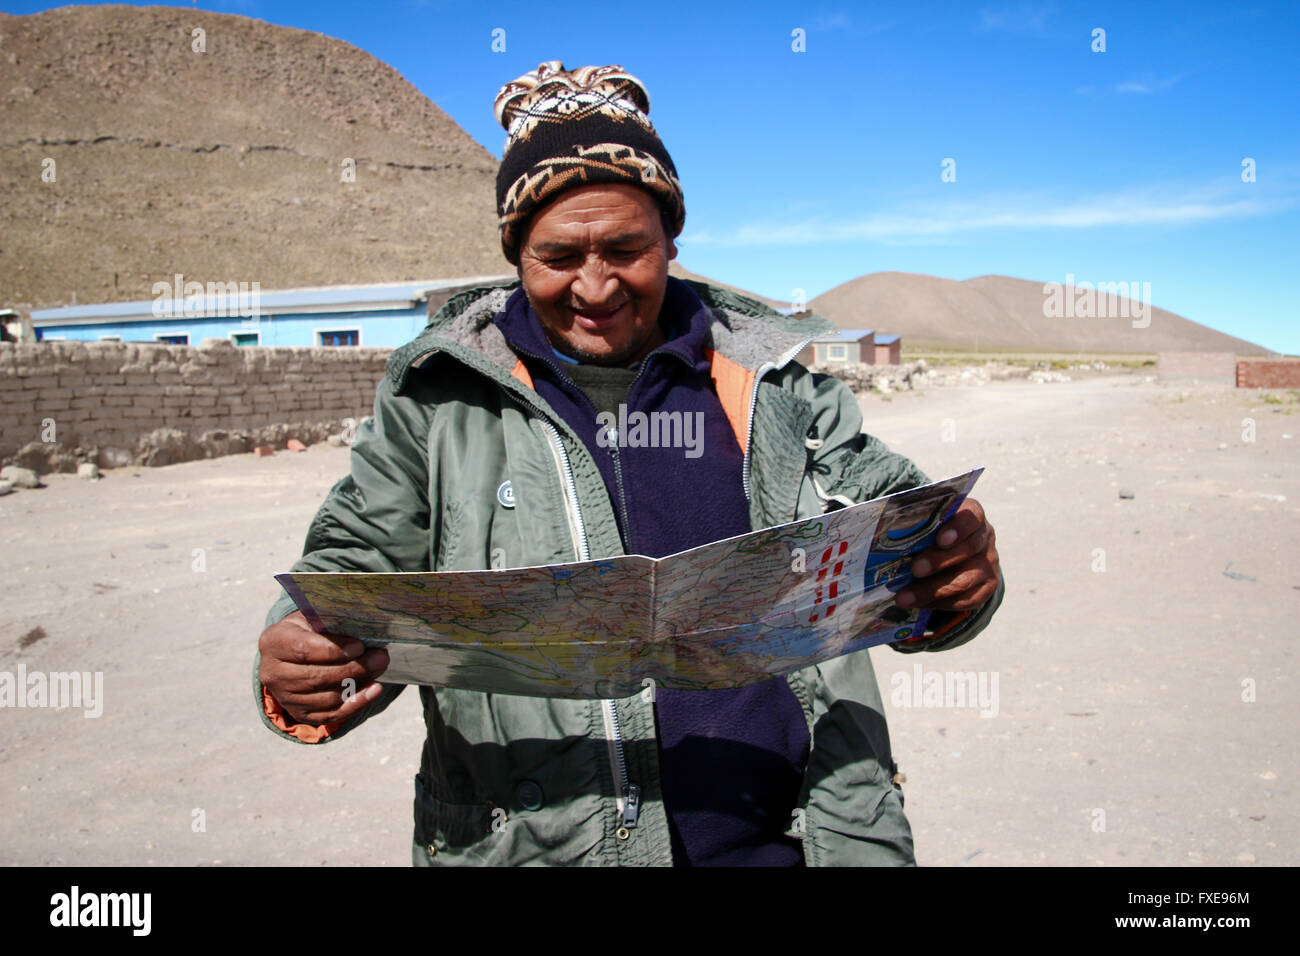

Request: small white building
left=795, top=329, right=875, bottom=366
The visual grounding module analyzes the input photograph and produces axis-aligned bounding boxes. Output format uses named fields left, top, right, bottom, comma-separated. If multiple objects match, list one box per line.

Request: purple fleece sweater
left=494, top=278, right=809, bottom=866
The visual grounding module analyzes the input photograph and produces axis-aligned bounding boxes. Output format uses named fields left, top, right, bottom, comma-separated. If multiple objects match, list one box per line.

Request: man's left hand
left=893, top=497, right=999, bottom=612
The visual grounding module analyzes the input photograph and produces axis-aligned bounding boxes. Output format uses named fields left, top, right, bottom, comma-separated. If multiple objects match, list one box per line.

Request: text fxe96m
left=0, top=665, right=103, bottom=718
left=595, top=405, right=707, bottom=459
left=50, top=886, right=151, bottom=936
left=1129, top=892, right=1251, bottom=907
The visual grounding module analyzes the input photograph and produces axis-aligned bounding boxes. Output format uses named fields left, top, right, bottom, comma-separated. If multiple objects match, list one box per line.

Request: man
left=254, top=62, right=1004, bottom=866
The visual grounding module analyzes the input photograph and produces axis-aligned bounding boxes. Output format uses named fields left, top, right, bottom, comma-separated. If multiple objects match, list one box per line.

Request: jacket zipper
left=741, top=334, right=818, bottom=866
left=509, top=395, right=640, bottom=830
left=548, top=421, right=640, bottom=828
left=502, top=347, right=650, bottom=829
left=601, top=694, right=641, bottom=828
left=741, top=336, right=815, bottom=502
left=605, top=428, right=633, bottom=542
left=740, top=360, right=775, bottom=502
left=599, top=355, right=657, bottom=548
left=538, top=418, right=591, bottom=562
left=593, top=360, right=659, bottom=831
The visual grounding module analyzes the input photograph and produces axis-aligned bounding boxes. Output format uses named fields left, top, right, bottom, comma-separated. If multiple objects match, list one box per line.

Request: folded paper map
left=277, top=467, right=983, bottom=699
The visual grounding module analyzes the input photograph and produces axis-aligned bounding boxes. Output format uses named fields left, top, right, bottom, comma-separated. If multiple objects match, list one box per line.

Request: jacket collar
left=387, top=275, right=833, bottom=395
left=490, top=276, right=715, bottom=380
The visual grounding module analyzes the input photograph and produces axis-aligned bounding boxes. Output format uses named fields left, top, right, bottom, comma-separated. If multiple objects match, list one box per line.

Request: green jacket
left=253, top=278, right=1005, bottom=866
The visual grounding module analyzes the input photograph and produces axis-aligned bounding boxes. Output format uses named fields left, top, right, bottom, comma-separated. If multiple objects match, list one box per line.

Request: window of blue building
left=318, top=329, right=360, bottom=347
left=156, top=334, right=189, bottom=346
left=231, top=331, right=260, bottom=346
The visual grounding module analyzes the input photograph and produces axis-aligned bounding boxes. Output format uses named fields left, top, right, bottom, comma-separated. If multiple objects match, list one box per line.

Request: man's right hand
left=258, top=611, right=390, bottom=726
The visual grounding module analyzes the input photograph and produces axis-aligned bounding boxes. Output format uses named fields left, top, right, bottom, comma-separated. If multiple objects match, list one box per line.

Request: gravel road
left=1, top=373, right=1295, bottom=866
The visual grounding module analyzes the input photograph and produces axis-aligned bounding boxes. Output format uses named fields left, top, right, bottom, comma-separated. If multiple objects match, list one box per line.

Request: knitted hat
left=493, top=61, right=685, bottom=266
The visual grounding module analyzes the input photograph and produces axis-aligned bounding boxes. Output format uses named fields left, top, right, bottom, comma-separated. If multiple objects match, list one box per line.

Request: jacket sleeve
left=795, top=368, right=1003, bottom=654
left=254, top=377, right=433, bottom=744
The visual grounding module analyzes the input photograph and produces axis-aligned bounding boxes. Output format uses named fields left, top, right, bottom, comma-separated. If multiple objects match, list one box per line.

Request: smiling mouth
left=570, top=301, right=630, bottom=327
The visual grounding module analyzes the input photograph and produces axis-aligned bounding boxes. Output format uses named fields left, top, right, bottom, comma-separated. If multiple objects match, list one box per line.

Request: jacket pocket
left=805, top=779, right=915, bottom=867
left=412, top=773, right=495, bottom=866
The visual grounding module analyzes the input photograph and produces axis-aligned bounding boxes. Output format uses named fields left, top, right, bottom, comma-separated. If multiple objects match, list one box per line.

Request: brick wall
left=1236, top=358, right=1300, bottom=389
left=0, top=340, right=392, bottom=470
left=1157, top=351, right=1236, bottom=380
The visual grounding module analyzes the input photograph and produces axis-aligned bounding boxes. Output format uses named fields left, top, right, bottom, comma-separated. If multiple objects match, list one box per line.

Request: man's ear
left=666, top=237, right=678, bottom=261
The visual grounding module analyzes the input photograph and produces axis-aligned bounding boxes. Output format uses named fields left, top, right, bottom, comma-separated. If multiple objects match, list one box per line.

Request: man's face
left=517, top=183, right=677, bottom=366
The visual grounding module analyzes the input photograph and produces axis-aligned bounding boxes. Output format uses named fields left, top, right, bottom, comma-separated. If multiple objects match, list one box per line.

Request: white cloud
left=976, top=2, right=1055, bottom=36
left=812, top=10, right=896, bottom=36
left=683, top=179, right=1297, bottom=247
left=814, top=13, right=852, bottom=31
left=1113, top=73, right=1186, bottom=94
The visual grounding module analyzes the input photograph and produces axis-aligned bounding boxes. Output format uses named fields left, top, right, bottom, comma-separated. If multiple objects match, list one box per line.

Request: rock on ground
left=0, top=465, right=42, bottom=488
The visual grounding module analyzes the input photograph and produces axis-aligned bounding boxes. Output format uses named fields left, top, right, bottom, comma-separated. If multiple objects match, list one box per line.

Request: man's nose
left=571, top=255, right=621, bottom=306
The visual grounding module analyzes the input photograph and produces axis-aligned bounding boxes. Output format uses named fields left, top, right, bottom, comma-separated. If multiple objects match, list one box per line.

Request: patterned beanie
left=493, top=61, right=686, bottom=266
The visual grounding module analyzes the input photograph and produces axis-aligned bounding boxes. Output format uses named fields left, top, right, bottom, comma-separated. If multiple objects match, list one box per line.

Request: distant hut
left=795, top=329, right=881, bottom=366
left=873, top=334, right=901, bottom=365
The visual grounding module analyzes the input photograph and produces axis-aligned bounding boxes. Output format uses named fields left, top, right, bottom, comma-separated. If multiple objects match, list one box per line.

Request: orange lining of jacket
left=262, top=683, right=345, bottom=744
left=701, top=349, right=755, bottom=455
left=898, top=609, right=973, bottom=646
left=510, top=358, right=534, bottom=392
left=513, top=352, right=754, bottom=453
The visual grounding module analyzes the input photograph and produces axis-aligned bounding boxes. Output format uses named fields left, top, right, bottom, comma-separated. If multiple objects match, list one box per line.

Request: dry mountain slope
left=0, top=4, right=506, bottom=310
left=811, top=272, right=1269, bottom=354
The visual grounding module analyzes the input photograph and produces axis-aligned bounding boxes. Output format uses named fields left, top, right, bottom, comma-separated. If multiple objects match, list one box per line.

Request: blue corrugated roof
left=874, top=334, right=900, bottom=345
left=30, top=275, right=515, bottom=323
left=814, top=329, right=874, bottom=342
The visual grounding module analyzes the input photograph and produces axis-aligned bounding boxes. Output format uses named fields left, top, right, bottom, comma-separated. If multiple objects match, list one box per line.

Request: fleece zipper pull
left=622, top=783, right=641, bottom=827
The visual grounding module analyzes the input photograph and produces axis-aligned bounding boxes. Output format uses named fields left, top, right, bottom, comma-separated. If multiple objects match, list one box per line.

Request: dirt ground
left=1, top=372, right=1296, bottom=866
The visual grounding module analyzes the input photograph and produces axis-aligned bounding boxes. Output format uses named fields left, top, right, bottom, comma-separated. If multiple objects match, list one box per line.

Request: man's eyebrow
left=531, top=232, right=655, bottom=254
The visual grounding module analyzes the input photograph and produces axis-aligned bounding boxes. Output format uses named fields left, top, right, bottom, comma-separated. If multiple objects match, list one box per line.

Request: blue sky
left=7, top=1, right=1298, bottom=353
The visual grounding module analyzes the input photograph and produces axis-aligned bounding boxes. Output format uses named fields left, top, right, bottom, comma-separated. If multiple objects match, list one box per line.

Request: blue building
left=28, top=275, right=515, bottom=348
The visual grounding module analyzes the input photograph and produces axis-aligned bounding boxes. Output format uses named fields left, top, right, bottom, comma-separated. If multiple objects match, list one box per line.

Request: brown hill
left=810, top=272, right=1270, bottom=355
left=0, top=4, right=505, bottom=310
left=2, top=6, right=1268, bottom=359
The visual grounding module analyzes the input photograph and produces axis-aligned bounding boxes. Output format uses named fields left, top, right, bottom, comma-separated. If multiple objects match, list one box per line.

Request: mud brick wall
left=1157, top=352, right=1237, bottom=380
left=1236, top=359, right=1300, bottom=389
left=0, top=340, right=392, bottom=469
